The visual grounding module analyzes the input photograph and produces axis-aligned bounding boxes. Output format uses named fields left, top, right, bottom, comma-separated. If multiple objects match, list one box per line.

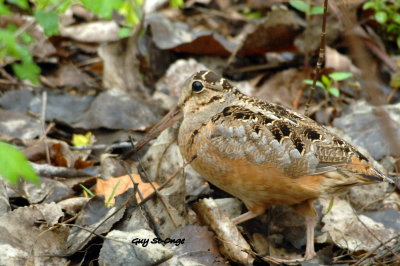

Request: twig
left=30, top=163, right=92, bottom=177
left=0, top=79, right=41, bottom=88
left=40, top=91, right=51, bottom=164
left=354, top=233, right=400, bottom=265
left=155, top=136, right=176, bottom=180
left=59, top=155, right=195, bottom=256
left=304, top=0, right=328, bottom=116
left=358, top=191, right=394, bottom=212
left=386, top=87, right=398, bottom=104
left=70, top=142, right=134, bottom=151
left=350, top=203, right=400, bottom=261
left=0, top=68, right=17, bottom=84
left=139, top=159, right=180, bottom=228
left=44, top=122, right=55, bottom=136
left=137, top=155, right=197, bottom=207
left=228, top=62, right=288, bottom=73
left=122, top=161, right=161, bottom=238
left=67, top=190, right=136, bottom=255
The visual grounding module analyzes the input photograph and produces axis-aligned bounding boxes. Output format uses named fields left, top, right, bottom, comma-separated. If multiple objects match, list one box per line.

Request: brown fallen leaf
left=95, top=174, right=159, bottom=204
left=52, top=143, right=68, bottom=167
left=74, top=158, right=95, bottom=169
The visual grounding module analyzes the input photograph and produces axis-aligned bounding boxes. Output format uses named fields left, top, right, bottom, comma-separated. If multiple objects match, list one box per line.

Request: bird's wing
left=200, top=103, right=389, bottom=185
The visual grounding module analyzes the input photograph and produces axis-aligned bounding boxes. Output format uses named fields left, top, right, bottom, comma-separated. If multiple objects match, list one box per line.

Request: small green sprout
left=304, top=72, right=353, bottom=98
left=289, top=0, right=324, bottom=16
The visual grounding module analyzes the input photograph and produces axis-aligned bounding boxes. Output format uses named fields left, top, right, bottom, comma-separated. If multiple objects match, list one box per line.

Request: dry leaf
left=95, top=174, right=159, bottom=204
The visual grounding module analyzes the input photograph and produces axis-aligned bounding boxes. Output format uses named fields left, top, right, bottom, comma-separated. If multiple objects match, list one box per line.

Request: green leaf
left=362, top=1, right=378, bottom=10
left=5, top=23, right=18, bottom=33
left=5, top=40, right=31, bottom=60
left=34, top=0, right=60, bottom=10
left=243, top=10, right=262, bottom=19
left=170, top=0, right=184, bottom=8
left=387, top=23, right=398, bottom=34
left=393, top=13, right=400, bottom=24
left=8, top=0, right=29, bottom=10
left=375, top=11, right=388, bottom=24
left=304, top=79, right=324, bottom=88
left=328, top=87, right=340, bottom=97
left=0, top=31, right=14, bottom=59
left=80, top=184, right=95, bottom=197
left=310, top=6, right=324, bottom=15
left=34, top=10, right=59, bottom=36
left=106, top=180, right=120, bottom=207
left=326, top=197, right=335, bottom=213
left=118, top=27, right=133, bottom=38
left=390, top=72, right=400, bottom=88
left=21, top=32, right=35, bottom=44
left=81, top=0, right=123, bottom=19
left=0, top=141, right=39, bottom=185
left=0, top=2, right=11, bottom=15
left=57, top=0, right=72, bottom=13
left=119, top=1, right=142, bottom=25
left=321, top=74, right=331, bottom=87
left=329, top=72, right=353, bottom=81
left=12, top=60, right=41, bottom=84
left=397, top=36, right=400, bottom=50
left=289, top=0, right=309, bottom=13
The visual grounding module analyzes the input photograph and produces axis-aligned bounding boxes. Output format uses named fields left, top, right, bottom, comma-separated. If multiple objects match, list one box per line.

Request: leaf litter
left=0, top=1, right=399, bottom=265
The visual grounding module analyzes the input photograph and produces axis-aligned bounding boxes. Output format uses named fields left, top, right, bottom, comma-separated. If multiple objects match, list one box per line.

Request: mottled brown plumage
left=134, top=70, right=393, bottom=261
left=176, top=70, right=392, bottom=261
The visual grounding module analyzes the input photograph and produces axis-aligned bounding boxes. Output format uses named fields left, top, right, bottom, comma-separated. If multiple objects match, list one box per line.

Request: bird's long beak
left=124, top=106, right=183, bottom=157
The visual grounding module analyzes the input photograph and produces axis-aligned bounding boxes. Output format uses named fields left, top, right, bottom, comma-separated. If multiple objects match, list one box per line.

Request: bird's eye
left=191, top=81, right=204, bottom=93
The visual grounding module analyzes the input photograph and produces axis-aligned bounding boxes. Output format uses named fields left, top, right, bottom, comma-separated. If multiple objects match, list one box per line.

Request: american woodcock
left=134, top=70, right=394, bottom=261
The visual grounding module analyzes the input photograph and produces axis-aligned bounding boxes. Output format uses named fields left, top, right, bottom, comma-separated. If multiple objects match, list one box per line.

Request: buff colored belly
left=188, top=144, right=324, bottom=215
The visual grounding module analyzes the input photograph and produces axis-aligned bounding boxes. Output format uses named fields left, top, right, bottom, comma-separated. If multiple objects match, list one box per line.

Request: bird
left=133, top=70, right=393, bottom=262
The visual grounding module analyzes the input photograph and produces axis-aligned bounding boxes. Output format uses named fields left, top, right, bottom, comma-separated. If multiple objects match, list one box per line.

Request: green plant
left=169, top=0, right=184, bottom=8
left=289, top=0, right=324, bottom=16
left=80, top=184, right=95, bottom=197
left=0, top=0, right=144, bottom=84
left=390, top=58, right=400, bottom=88
left=363, top=0, right=400, bottom=49
left=80, top=181, right=121, bottom=208
left=242, top=7, right=262, bottom=19
left=0, top=141, right=39, bottom=185
left=304, top=72, right=353, bottom=98
left=105, top=180, right=120, bottom=207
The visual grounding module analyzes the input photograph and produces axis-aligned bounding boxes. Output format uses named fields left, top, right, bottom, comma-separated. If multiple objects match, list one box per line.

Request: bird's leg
left=304, top=215, right=317, bottom=260
left=262, top=214, right=317, bottom=263
left=293, top=199, right=318, bottom=260
left=232, top=201, right=319, bottom=263
left=261, top=199, right=318, bottom=263
left=231, top=211, right=258, bottom=225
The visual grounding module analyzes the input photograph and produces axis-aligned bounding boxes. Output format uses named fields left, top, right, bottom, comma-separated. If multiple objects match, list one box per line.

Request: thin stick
left=137, top=155, right=197, bottom=207
left=139, top=159, right=180, bottom=228
left=350, top=203, right=400, bottom=261
left=354, top=233, right=400, bottom=265
left=40, top=91, right=51, bottom=164
left=122, top=162, right=161, bottom=238
left=71, top=142, right=133, bottom=151
left=304, top=0, right=329, bottom=116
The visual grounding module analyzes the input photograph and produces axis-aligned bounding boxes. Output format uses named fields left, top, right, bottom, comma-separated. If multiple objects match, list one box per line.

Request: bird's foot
left=304, top=249, right=317, bottom=261
left=262, top=255, right=305, bottom=265
left=261, top=251, right=317, bottom=265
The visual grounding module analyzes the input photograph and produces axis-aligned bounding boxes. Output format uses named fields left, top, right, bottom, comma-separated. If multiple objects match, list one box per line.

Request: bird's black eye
left=191, top=81, right=204, bottom=93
